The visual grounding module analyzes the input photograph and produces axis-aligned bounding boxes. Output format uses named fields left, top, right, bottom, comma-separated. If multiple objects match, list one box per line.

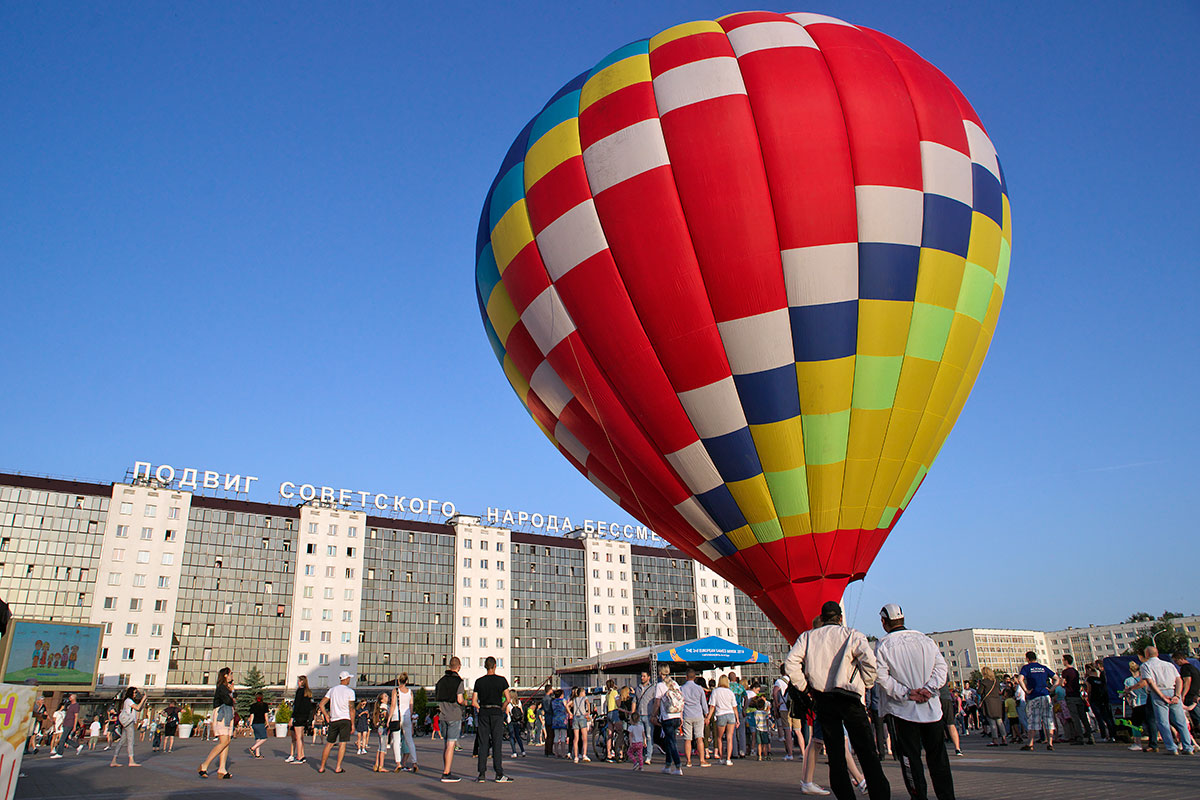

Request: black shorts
left=164, top=723, right=178, bottom=736
left=941, top=700, right=955, bottom=729
left=327, top=719, right=353, bottom=744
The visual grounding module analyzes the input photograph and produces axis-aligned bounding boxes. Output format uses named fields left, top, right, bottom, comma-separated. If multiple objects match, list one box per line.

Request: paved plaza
left=14, top=733, right=1197, bottom=800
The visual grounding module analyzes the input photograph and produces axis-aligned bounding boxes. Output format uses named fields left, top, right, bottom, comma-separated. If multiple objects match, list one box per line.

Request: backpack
left=118, top=705, right=134, bottom=727
left=664, top=681, right=685, bottom=716
left=787, top=684, right=813, bottom=719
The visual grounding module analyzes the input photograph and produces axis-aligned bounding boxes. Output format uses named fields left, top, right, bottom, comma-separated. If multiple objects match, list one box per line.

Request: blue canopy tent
left=1104, top=655, right=1200, bottom=709
left=556, top=635, right=771, bottom=677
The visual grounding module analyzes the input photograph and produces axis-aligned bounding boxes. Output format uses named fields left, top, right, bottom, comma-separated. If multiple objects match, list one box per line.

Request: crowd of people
left=21, top=606, right=1200, bottom=798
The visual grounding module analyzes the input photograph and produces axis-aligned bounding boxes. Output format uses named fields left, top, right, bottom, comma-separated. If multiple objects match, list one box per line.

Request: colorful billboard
left=0, top=619, right=103, bottom=691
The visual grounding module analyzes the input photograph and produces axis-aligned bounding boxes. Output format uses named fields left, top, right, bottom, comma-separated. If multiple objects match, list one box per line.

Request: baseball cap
left=880, top=603, right=904, bottom=621
left=338, top=671, right=353, bottom=681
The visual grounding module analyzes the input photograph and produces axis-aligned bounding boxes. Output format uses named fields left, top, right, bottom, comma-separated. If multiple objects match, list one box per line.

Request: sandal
left=333, top=768, right=345, bottom=773
left=198, top=769, right=208, bottom=778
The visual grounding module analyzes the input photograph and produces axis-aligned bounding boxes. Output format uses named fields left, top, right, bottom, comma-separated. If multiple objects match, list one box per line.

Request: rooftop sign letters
left=130, top=461, right=663, bottom=545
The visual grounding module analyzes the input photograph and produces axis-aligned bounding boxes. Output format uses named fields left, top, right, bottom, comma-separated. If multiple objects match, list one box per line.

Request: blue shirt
left=1019, top=663, right=1055, bottom=699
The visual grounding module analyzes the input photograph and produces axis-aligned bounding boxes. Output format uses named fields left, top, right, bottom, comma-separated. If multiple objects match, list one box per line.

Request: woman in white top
left=111, top=687, right=148, bottom=767
left=390, top=673, right=419, bottom=772
left=709, top=675, right=739, bottom=765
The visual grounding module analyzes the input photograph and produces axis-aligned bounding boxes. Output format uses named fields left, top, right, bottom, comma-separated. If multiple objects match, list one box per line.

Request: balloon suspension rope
left=559, top=302, right=655, bottom=531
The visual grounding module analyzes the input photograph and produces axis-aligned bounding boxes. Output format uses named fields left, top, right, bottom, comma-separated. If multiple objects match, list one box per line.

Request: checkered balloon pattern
left=475, top=11, right=1010, bottom=641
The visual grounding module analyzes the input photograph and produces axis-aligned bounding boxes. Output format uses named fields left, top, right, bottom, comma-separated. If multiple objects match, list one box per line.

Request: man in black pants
left=473, top=656, right=514, bottom=783
left=784, top=601, right=890, bottom=800
left=874, top=603, right=955, bottom=800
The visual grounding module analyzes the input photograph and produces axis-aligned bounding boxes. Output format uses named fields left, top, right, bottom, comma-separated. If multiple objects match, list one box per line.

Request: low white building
left=1045, top=616, right=1200, bottom=666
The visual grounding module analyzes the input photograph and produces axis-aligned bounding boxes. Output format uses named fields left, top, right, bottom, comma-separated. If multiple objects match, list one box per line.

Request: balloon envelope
left=475, top=11, right=1010, bottom=641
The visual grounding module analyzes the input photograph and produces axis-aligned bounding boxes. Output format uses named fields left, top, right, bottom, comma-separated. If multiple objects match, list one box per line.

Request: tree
left=1159, top=611, right=1184, bottom=621
left=1125, top=612, right=1154, bottom=623
left=413, top=687, right=428, bottom=720
left=1124, top=621, right=1191, bottom=659
left=237, top=666, right=267, bottom=717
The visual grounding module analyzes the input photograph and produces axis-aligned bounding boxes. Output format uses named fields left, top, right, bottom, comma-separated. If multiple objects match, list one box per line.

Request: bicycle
left=592, top=714, right=628, bottom=763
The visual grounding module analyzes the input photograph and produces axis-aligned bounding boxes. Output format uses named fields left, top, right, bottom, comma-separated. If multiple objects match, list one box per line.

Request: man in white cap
left=317, top=671, right=356, bottom=774
left=874, top=603, right=955, bottom=800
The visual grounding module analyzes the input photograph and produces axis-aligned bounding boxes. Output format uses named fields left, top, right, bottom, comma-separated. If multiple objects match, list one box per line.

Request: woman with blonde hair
left=390, top=673, right=419, bottom=772
left=199, top=668, right=235, bottom=778
left=1123, top=661, right=1157, bottom=752
left=979, top=667, right=1006, bottom=746
left=710, top=674, right=738, bottom=765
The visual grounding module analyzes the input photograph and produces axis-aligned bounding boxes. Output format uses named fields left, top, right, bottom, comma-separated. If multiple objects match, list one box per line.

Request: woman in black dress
left=287, top=675, right=314, bottom=764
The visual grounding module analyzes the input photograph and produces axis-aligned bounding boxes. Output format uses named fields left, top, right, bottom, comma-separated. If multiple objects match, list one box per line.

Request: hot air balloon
left=475, top=11, right=1010, bottom=642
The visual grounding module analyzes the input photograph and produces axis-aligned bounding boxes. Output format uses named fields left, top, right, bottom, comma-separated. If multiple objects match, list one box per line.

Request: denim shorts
left=442, top=719, right=462, bottom=740
left=573, top=716, right=589, bottom=730
left=251, top=723, right=267, bottom=740
left=715, top=713, right=736, bottom=727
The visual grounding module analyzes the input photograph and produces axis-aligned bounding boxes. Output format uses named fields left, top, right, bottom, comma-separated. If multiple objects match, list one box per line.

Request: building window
left=120, top=502, right=132, bottom=515
left=154, top=599, right=167, bottom=612
left=318, top=654, right=329, bottom=665
left=121, top=648, right=134, bottom=661
left=129, top=598, right=142, bottom=612
left=328, top=524, right=337, bottom=536
left=144, top=505, right=156, bottom=517
left=158, top=576, right=170, bottom=589
left=150, top=624, right=163, bottom=637
left=126, top=622, right=138, bottom=635
left=140, top=527, right=153, bottom=540
left=147, top=649, right=160, bottom=662
left=112, top=549, right=125, bottom=562
left=299, top=631, right=310, bottom=642
left=298, top=653, right=309, bottom=665
left=116, top=525, right=129, bottom=538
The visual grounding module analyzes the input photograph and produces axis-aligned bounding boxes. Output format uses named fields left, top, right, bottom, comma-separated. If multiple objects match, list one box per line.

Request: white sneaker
left=1128, top=745, right=1143, bottom=751
left=77, top=745, right=84, bottom=754
left=574, top=757, right=579, bottom=763
left=50, top=753, right=63, bottom=759
left=783, top=754, right=794, bottom=761
left=724, top=759, right=732, bottom=766
left=672, top=766, right=684, bottom=775
left=662, top=766, right=673, bottom=774
left=801, top=782, right=831, bottom=796
left=581, top=756, right=591, bottom=762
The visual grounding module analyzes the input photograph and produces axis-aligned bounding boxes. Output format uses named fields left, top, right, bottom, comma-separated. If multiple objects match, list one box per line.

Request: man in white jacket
left=874, top=603, right=955, bottom=800
left=784, top=601, right=890, bottom=800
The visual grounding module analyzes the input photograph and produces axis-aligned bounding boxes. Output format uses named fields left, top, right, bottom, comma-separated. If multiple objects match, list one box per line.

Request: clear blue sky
left=2, top=1, right=1197, bottom=636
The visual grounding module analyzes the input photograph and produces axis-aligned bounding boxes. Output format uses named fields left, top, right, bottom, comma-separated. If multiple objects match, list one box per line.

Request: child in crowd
left=751, top=697, right=772, bottom=761
left=627, top=712, right=645, bottom=770
left=1004, top=690, right=1020, bottom=742
left=372, top=691, right=390, bottom=773
left=88, top=717, right=101, bottom=750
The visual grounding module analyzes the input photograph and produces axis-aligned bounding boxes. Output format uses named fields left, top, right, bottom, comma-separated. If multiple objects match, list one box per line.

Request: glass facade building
left=632, top=552, right=698, bottom=646
left=509, top=535, right=587, bottom=686
left=0, top=480, right=107, bottom=623
left=359, top=519, right=455, bottom=685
